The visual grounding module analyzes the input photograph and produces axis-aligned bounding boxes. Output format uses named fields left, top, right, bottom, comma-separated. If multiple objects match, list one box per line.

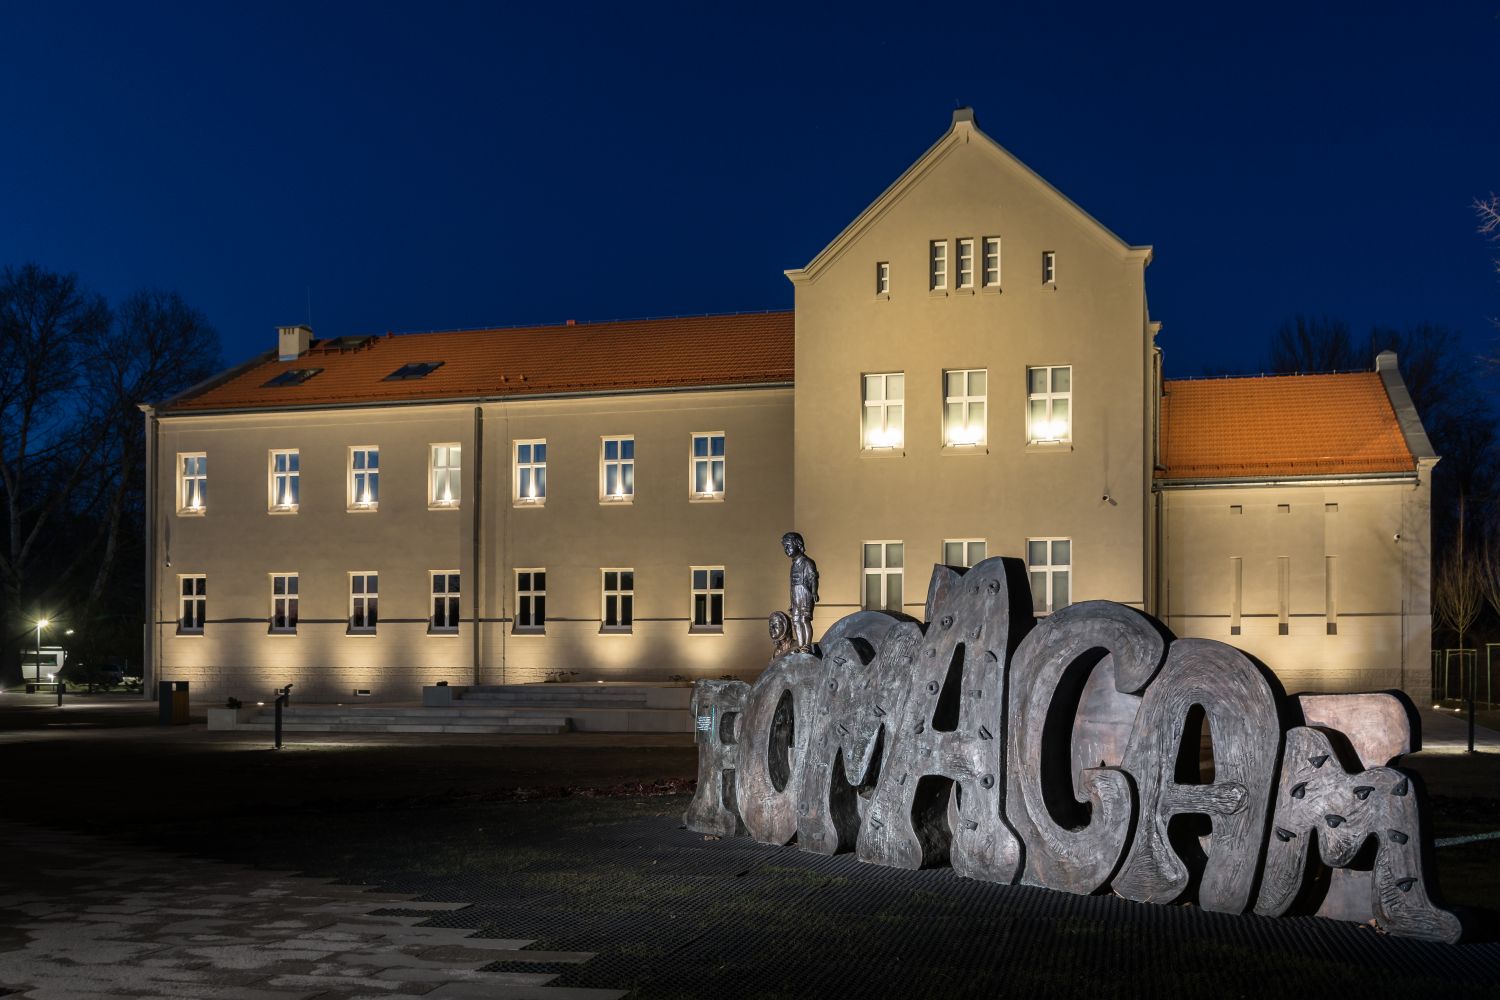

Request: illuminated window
left=349, top=447, right=379, bottom=510
left=929, top=240, right=947, bottom=290
left=943, top=539, right=986, bottom=569
left=430, top=571, right=461, bottom=633
left=349, top=573, right=378, bottom=633
left=430, top=444, right=461, bottom=508
left=602, top=569, right=634, bottom=632
left=691, top=433, right=725, bottom=498
left=1042, top=250, right=1056, bottom=284
left=863, top=541, right=903, bottom=612
left=1027, top=539, right=1070, bottom=614
left=269, top=450, right=299, bottom=511
left=270, top=573, right=298, bottom=633
left=178, top=575, right=206, bottom=633
left=178, top=453, right=207, bottom=514
left=943, top=368, right=987, bottom=446
left=601, top=436, right=634, bottom=502
left=876, top=261, right=890, bottom=296
left=982, top=237, right=1001, bottom=288
left=956, top=238, right=975, bottom=289
left=515, top=440, right=547, bottom=504
left=516, top=569, right=546, bottom=633
left=1026, top=366, right=1071, bottom=443
left=862, top=373, right=904, bottom=449
left=691, top=567, right=725, bottom=632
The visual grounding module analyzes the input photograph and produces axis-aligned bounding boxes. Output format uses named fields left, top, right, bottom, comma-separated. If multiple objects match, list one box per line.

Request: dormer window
left=262, top=368, right=322, bottom=388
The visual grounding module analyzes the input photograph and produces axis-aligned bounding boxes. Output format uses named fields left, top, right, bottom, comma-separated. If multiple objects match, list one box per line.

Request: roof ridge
left=373, top=308, right=794, bottom=340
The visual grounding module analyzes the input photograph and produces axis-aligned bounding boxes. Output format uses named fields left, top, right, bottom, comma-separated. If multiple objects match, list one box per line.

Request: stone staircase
left=209, top=682, right=695, bottom=735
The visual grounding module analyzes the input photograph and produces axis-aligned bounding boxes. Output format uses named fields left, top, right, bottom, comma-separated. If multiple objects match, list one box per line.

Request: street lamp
left=35, top=618, right=58, bottom=705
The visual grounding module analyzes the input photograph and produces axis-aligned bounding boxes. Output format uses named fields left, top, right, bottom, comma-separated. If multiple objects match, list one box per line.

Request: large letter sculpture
left=684, top=547, right=1461, bottom=943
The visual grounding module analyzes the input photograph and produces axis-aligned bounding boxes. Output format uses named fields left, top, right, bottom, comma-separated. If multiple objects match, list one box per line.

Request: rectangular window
left=269, top=450, right=299, bottom=511
left=430, top=444, right=462, bottom=508
left=1278, top=556, right=1291, bottom=635
left=691, top=567, right=725, bottom=631
left=862, top=372, right=904, bottom=449
left=516, top=569, right=546, bottom=633
left=982, top=237, right=1001, bottom=288
left=1230, top=556, right=1243, bottom=635
left=179, top=575, right=206, bottom=633
left=430, top=571, right=461, bottom=633
left=349, top=572, right=378, bottom=633
left=270, top=573, right=298, bottom=633
left=876, top=261, right=890, bottom=296
left=929, top=240, right=948, bottom=290
left=601, top=436, right=635, bottom=501
left=1026, top=365, right=1072, bottom=443
left=1027, top=538, right=1071, bottom=615
left=692, top=432, right=726, bottom=498
left=862, top=541, right=904, bottom=612
left=515, top=439, right=547, bottom=504
left=602, top=569, right=634, bottom=632
left=1042, top=250, right=1056, bottom=284
left=956, top=238, right=975, bottom=289
left=1326, top=555, right=1337, bottom=635
left=943, top=539, right=986, bottom=568
left=943, top=368, right=987, bottom=446
left=349, top=446, right=380, bottom=510
left=178, top=453, right=207, bottom=513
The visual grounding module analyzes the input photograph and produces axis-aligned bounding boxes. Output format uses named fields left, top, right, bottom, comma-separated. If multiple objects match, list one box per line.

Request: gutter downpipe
left=472, top=406, right=483, bottom=686
left=140, top=404, right=159, bottom=701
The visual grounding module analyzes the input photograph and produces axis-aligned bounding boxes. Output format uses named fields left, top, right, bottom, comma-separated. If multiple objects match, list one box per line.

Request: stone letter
left=683, top=679, right=750, bottom=836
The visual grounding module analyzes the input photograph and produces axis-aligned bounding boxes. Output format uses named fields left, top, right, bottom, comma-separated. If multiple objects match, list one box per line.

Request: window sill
left=346, top=628, right=377, bottom=637
left=176, top=508, right=206, bottom=517
left=268, top=506, right=298, bottom=516
left=1025, top=441, right=1073, bottom=453
left=428, top=501, right=462, bottom=511
left=268, top=629, right=298, bottom=637
left=689, top=626, right=724, bottom=635
left=176, top=629, right=204, bottom=637
left=599, top=626, right=634, bottom=636
left=981, top=285, right=1002, bottom=294
left=689, top=493, right=725, bottom=503
left=940, top=444, right=988, bottom=456
left=928, top=288, right=948, bottom=297
left=346, top=504, right=379, bottom=514
left=875, top=292, right=890, bottom=301
left=953, top=286, right=975, bottom=295
left=860, top=447, right=906, bottom=457
left=600, top=496, right=634, bottom=506
left=514, top=499, right=546, bottom=509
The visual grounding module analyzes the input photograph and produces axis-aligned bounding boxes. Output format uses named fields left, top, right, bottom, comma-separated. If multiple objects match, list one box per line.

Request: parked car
left=97, top=664, right=125, bottom=687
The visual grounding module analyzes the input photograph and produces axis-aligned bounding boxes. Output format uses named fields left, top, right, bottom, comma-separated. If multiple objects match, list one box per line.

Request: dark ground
left=1, top=693, right=1497, bottom=999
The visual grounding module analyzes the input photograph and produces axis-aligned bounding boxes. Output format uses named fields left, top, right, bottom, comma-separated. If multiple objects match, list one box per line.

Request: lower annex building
left=143, top=109, right=1437, bottom=705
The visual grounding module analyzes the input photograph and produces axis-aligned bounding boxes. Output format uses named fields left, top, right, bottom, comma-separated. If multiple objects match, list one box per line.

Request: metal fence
left=1431, top=646, right=1496, bottom=708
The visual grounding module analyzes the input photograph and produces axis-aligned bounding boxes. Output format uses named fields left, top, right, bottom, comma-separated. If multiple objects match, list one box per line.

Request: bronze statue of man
left=781, top=531, right=818, bottom=653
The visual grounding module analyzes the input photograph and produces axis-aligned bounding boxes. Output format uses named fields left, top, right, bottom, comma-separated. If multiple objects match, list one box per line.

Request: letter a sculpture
left=683, top=533, right=1462, bottom=943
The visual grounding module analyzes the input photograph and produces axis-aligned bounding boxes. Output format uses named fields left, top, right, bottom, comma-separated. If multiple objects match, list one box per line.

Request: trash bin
left=158, top=680, right=190, bottom=725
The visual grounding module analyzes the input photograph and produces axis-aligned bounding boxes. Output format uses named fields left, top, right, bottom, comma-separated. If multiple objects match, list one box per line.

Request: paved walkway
left=0, top=823, right=624, bottom=1000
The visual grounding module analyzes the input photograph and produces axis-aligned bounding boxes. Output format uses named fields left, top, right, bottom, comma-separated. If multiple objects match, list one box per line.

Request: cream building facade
left=143, top=109, right=1436, bottom=705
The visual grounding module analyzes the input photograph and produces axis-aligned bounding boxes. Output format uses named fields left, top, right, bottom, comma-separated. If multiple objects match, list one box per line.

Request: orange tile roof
left=1158, top=372, right=1415, bottom=480
left=164, top=311, right=795, bottom=412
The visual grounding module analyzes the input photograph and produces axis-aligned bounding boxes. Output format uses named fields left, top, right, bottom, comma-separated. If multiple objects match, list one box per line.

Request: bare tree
left=1268, top=315, right=1361, bottom=374
left=1434, top=497, right=1484, bottom=664
left=1479, top=194, right=1500, bottom=343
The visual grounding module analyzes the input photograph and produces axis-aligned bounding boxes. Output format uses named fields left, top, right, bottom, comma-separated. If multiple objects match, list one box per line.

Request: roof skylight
left=384, top=361, right=445, bottom=381
left=262, top=368, right=324, bottom=388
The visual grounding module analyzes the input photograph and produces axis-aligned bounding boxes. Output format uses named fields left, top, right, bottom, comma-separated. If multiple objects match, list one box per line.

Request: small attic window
left=262, top=368, right=323, bottom=388
left=385, top=361, right=445, bottom=381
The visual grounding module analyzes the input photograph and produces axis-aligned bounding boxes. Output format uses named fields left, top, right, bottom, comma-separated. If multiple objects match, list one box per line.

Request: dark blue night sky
left=2, top=2, right=1496, bottom=379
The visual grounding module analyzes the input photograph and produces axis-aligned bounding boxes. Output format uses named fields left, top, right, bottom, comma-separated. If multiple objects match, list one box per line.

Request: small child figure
left=781, top=531, right=819, bottom=654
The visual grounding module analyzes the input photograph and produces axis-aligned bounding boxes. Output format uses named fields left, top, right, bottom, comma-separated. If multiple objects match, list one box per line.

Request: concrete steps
left=231, top=705, right=571, bottom=735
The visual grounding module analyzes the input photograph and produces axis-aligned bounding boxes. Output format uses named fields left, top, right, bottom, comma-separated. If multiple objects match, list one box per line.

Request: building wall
left=790, top=119, right=1154, bottom=637
left=150, top=387, right=792, bottom=703
left=1158, top=476, right=1434, bottom=701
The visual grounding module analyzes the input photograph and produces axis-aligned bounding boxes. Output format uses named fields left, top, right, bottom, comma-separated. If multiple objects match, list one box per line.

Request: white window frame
left=515, top=568, right=546, bottom=634
left=982, top=236, right=1001, bottom=288
left=943, top=368, right=987, bottom=447
left=861, top=373, right=904, bottom=449
left=601, top=436, right=635, bottom=503
left=178, top=574, right=206, bottom=634
left=862, top=541, right=904, bottom=612
left=601, top=568, right=634, bottom=633
left=429, top=443, right=462, bottom=509
left=690, top=566, right=725, bottom=633
left=1027, top=538, right=1071, bottom=615
left=690, top=432, right=726, bottom=500
left=268, top=449, right=299, bottom=513
left=349, top=572, right=378, bottom=634
left=514, top=439, right=547, bottom=505
left=177, top=452, right=207, bottom=515
left=875, top=260, right=890, bottom=296
left=270, top=573, right=298, bottom=634
left=1042, top=250, right=1057, bottom=284
left=430, top=570, right=461, bottom=634
left=1026, top=365, right=1072, bottom=444
left=349, top=446, right=380, bottom=511
left=943, top=539, right=986, bottom=569
left=956, top=237, right=975, bottom=289
left=929, top=239, right=948, bottom=291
